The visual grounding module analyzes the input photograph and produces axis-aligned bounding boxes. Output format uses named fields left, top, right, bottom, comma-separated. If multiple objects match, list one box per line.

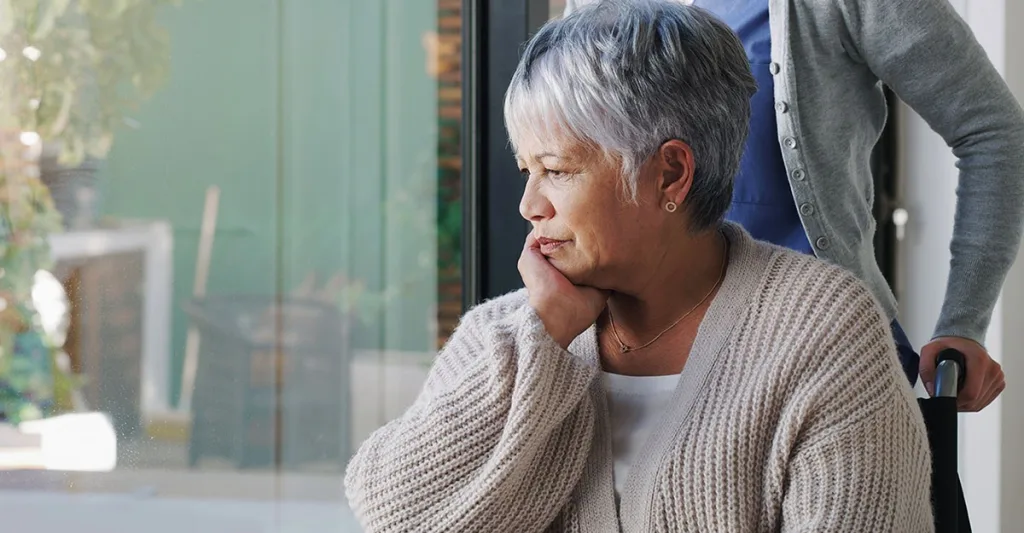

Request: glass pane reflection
left=0, top=1, right=462, bottom=530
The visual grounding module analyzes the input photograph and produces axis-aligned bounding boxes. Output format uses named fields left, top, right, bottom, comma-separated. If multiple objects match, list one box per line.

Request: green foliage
left=0, top=0, right=180, bottom=165
left=0, top=161, right=63, bottom=423
left=0, top=0, right=180, bottom=422
left=0, top=330, right=53, bottom=423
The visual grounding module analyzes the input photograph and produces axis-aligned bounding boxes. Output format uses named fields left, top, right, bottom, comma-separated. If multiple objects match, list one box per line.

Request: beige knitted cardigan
left=344, top=224, right=934, bottom=532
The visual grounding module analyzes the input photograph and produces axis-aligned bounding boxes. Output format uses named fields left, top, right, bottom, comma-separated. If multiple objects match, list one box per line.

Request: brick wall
left=436, top=0, right=462, bottom=348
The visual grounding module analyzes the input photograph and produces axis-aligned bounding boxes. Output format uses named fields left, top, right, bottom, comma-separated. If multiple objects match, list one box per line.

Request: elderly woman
left=345, top=1, right=932, bottom=531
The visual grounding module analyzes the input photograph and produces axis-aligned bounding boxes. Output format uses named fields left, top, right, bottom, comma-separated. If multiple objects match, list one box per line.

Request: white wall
left=898, top=1, right=1024, bottom=531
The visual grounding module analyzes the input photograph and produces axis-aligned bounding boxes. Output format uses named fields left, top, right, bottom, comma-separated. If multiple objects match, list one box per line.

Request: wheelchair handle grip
left=934, top=348, right=967, bottom=399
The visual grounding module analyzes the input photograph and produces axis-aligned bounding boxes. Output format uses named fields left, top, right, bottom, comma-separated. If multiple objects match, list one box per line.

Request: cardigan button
left=792, top=169, right=806, bottom=181
left=775, top=101, right=789, bottom=113
left=769, top=62, right=781, bottom=75
left=815, top=236, right=831, bottom=250
left=799, top=203, right=814, bottom=216
left=784, top=137, right=797, bottom=149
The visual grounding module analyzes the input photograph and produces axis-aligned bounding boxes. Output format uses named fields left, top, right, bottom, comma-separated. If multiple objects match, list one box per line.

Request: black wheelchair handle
left=934, top=348, right=967, bottom=398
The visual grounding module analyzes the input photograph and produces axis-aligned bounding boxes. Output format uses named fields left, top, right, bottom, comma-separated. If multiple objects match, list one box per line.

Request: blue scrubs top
left=691, top=0, right=812, bottom=254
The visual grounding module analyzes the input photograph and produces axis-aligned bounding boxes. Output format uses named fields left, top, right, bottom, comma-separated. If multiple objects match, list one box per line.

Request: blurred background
left=0, top=0, right=1020, bottom=532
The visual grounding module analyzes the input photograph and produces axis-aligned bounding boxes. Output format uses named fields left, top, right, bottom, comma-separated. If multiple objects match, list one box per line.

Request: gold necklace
left=608, top=236, right=728, bottom=354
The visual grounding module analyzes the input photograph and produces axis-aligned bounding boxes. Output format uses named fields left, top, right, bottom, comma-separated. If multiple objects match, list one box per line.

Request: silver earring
left=665, top=201, right=677, bottom=213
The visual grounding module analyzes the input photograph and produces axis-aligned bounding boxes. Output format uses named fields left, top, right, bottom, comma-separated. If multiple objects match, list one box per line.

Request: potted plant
left=1, top=0, right=180, bottom=229
left=0, top=0, right=179, bottom=426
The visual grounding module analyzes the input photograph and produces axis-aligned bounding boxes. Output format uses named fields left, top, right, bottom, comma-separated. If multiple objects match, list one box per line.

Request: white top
left=602, top=372, right=682, bottom=499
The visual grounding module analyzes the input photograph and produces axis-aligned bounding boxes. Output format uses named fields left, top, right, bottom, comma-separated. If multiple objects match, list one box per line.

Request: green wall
left=101, top=1, right=439, bottom=405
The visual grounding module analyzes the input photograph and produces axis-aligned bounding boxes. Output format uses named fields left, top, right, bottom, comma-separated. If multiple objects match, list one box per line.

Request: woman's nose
left=519, top=178, right=554, bottom=222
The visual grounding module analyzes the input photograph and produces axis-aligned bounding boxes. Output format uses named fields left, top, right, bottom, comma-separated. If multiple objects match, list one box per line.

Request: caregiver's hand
left=921, top=336, right=1005, bottom=411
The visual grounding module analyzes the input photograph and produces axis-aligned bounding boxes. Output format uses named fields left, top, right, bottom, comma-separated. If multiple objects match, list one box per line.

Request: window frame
left=462, top=0, right=550, bottom=307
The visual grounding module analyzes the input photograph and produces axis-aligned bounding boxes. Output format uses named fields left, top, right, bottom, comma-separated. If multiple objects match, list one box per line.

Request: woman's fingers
left=519, top=231, right=607, bottom=348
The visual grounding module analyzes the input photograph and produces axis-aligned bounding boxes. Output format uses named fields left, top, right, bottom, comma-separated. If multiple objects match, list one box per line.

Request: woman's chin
left=549, top=259, right=595, bottom=287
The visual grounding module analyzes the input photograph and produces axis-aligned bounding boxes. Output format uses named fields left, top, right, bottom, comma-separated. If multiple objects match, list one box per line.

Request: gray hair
left=504, top=0, right=756, bottom=230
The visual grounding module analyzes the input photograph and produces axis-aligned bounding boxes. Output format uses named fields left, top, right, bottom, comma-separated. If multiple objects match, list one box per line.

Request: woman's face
left=516, top=136, right=694, bottom=290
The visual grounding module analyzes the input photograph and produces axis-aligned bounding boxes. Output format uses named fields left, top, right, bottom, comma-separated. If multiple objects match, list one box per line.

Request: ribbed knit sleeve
left=779, top=273, right=933, bottom=532
left=344, top=292, right=598, bottom=532
left=781, top=405, right=933, bottom=532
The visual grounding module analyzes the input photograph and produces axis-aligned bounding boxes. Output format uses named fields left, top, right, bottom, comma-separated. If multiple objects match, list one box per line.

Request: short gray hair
left=504, top=0, right=756, bottom=230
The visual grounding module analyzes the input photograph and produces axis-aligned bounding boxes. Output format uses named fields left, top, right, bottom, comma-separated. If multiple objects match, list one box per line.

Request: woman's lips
left=537, top=237, right=569, bottom=254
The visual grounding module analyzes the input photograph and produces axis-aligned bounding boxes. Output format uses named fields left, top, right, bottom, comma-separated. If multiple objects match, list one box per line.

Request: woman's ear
left=656, top=139, right=695, bottom=209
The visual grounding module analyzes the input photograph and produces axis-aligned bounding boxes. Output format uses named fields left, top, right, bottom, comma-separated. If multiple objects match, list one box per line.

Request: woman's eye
left=519, top=167, right=571, bottom=180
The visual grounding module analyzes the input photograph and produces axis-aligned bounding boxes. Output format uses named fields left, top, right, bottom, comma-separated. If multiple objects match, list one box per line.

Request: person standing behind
left=565, top=0, right=1024, bottom=411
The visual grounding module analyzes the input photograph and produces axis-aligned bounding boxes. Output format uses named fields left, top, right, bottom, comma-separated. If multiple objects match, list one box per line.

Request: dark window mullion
left=463, top=0, right=547, bottom=306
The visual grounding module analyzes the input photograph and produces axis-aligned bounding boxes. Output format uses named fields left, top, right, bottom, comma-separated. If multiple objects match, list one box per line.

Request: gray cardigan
left=566, top=0, right=1024, bottom=344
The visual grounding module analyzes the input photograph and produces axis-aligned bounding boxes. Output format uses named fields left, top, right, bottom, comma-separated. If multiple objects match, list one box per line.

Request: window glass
left=0, top=1, right=462, bottom=529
